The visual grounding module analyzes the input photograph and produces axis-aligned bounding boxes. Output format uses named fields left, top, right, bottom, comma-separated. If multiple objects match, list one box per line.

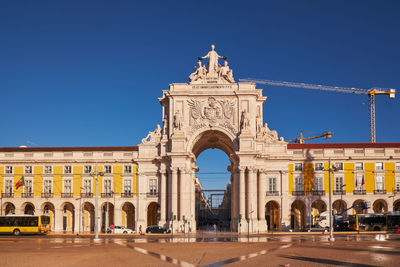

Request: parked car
left=108, top=226, right=135, bottom=234
left=146, top=225, right=171, bottom=234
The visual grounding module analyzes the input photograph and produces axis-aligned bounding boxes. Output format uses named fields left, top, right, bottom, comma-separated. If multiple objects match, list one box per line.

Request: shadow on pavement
left=279, top=254, right=379, bottom=267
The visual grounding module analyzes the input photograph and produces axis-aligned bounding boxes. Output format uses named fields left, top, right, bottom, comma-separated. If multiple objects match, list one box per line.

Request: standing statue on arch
left=200, top=44, right=227, bottom=75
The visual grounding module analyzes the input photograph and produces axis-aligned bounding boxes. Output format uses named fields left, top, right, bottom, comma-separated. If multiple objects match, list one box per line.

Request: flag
left=15, top=176, right=25, bottom=189
left=355, top=176, right=358, bottom=188
left=361, top=175, right=365, bottom=186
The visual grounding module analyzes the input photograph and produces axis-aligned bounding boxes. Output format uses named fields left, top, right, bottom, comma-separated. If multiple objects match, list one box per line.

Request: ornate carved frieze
left=187, top=96, right=236, bottom=134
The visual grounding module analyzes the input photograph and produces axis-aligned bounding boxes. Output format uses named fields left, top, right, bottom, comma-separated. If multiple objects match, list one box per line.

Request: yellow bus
left=0, top=215, right=51, bottom=236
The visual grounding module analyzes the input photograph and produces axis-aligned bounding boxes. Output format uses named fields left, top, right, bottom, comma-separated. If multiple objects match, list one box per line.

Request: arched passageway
left=373, top=199, right=387, bottom=213
left=352, top=199, right=366, bottom=214
left=41, top=202, right=55, bottom=231
left=23, top=202, right=35, bottom=215
left=394, top=200, right=400, bottom=212
left=122, top=202, right=135, bottom=230
left=265, top=201, right=280, bottom=230
left=61, top=202, right=75, bottom=232
left=291, top=200, right=305, bottom=230
left=312, top=200, right=326, bottom=224
left=333, top=199, right=347, bottom=214
left=101, top=202, right=114, bottom=232
left=147, top=202, right=160, bottom=227
left=4, top=202, right=15, bottom=215
left=83, top=202, right=95, bottom=232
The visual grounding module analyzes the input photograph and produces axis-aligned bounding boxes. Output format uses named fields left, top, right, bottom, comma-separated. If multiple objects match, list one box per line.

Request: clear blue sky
left=1, top=1, right=399, bottom=190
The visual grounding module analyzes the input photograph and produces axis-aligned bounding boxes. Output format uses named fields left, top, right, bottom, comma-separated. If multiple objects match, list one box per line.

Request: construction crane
left=239, top=78, right=396, bottom=143
left=294, top=131, right=333, bottom=144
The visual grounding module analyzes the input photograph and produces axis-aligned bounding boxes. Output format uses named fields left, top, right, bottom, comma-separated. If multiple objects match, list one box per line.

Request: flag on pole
left=361, top=175, right=365, bottom=186
left=355, top=176, right=358, bottom=188
left=15, top=176, right=25, bottom=189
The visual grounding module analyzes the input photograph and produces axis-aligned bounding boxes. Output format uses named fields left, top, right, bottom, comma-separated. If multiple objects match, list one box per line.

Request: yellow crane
left=239, top=78, right=395, bottom=143
left=294, top=131, right=333, bottom=144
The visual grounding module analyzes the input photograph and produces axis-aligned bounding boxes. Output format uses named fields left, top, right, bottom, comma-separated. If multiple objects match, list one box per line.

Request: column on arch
left=179, top=168, right=188, bottom=222
left=171, top=168, right=178, bottom=220
left=258, top=170, right=266, bottom=221
left=160, top=170, right=167, bottom=223
left=239, top=167, right=246, bottom=219
left=248, top=168, right=257, bottom=220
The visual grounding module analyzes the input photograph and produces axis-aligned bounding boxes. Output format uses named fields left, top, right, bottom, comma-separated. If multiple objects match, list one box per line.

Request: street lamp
left=340, top=184, right=346, bottom=213
left=323, top=159, right=337, bottom=241
left=90, top=164, right=105, bottom=240
left=79, top=187, right=85, bottom=233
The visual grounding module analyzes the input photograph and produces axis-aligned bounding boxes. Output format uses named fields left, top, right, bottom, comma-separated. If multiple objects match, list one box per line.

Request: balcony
left=292, top=191, right=305, bottom=196
left=101, top=193, right=113, bottom=198
left=374, top=189, right=386, bottom=194
left=146, top=192, right=159, bottom=198
left=313, top=190, right=325, bottom=196
left=61, top=193, right=73, bottom=198
left=2, top=193, right=13, bottom=198
left=41, top=192, right=53, bottom=198
left=266, top=191, right=279, bottom=196
left=22, top=193, right=33, bottom=198
left=81, top=192, right=93, bottom=198
left=333, top=190, right=346, bottom=195
left=121, top=192, right=133, bottom=198
left=353, top=189, right=366, bottom=195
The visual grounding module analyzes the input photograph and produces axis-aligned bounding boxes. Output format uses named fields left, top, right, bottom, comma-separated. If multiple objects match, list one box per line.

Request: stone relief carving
left=187, top=97, right=236, bottom=134
left=141, top=124, right=162, bottom=144
left=189, top=44, right=234, bottom=84
left=261, top=123, right=285, bottom=143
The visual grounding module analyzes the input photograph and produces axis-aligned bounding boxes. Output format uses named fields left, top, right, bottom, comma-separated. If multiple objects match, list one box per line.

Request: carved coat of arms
left=187, top=97, right=235, bottom=133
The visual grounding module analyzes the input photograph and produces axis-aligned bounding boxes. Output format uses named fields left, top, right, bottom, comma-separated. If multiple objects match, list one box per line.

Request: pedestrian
left=139, top=225, right=143, bottom=235
left=110, top=223, right=114, bottom=233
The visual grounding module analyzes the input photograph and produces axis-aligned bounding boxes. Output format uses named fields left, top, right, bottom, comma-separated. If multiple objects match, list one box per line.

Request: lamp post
left=91, top=164, right=105, bottom=240
left=78, top=187, right=84, bottom=234
left=327, top=158, right=336, bottom=241
left=340, top=184, right=346, bottom=213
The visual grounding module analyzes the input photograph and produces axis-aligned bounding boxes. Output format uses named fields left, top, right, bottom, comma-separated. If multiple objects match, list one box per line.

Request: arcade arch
left=373, top=199, right=387, bottom=213
left=312, top=200, right=326, bottom=224
left=291, top=200, right=306, bottom=230
left=4, top=202, right=15, bottom=215
left=83, top=202, right=95, bottom=232
left=101, top=202, right=114, bottom=232
left=394, top=200, right=400, bottom=211
left=122, top=202, right=135, bottom=229
left=265, top=201, right=280, bottom=230
left=61, top=202, right=75, bottom=232
left=23, top=202, right=35, bottom=215
left=41, top=202, right=55, bottom=231
left=333, top=199, right=347, bottom=214
left=147, top=202, right=160, bottom=226
left=352, top=199, right=366, bottom=214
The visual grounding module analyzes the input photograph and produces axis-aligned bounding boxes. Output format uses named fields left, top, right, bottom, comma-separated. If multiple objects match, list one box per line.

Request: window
left=335, top=177, right=344, bottom=192
left=124, top=179, right=132, bottom=193
left=355, top=174, right=364, bottom=189
left=269, top=178, right=277, bottom=192
left=25, top=179, right=33, bottom=193
left=375, top=176, right=384, bottom=191
left=64, top=165, right=72, bottom=174
left=294, top=163, right=302, bottom=171
left=5, top=166, right=13, bottom=174
left=44, top=179, right=52, bottom=193
left=396, top=162, right=400, bottom=171
left=334, top=162, right=343, bottom=171
left=104, top=165, right=112, bottom=174
left=84, top=165, right=92, bottom=174
left=83, top=179, right=92, bottom=193
left=64, top=179, right=72, bottom=193
left=314, top=163, right=324, bottom=171
left=314, top=177, right=323, bottom=191
left=149, top=179, right=157, bottom=194
left=124, top=165, right=132, bottom=174
left=375, top=162, right=383, bottom=171
left=44, top=166, right=52, bottom=174
left=395, top=176, right=400, bottom=191
left=5, top=178, right=13, bottom=193
left=25, top=166, right=32, bottom=174
left=294, top=177, right=303, bottom=192
left=355, top=162, right=363, bottom=171
left=104, top=178, right=112, bottom=194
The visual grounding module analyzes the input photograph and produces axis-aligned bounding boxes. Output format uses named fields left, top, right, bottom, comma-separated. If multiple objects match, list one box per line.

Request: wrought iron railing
left=61, top=193, right=73, bottom=198
left=266, top=191, right=279, bottom=196
left=41, top=192, right=53, bottom=198
left=353, top=189, right=366, bottom=195
left=22, top=193, right=33, bottom=198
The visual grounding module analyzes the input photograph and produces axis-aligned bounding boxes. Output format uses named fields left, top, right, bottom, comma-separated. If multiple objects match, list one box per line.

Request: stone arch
left=373, top=199, right=387, bottom=213
left=22, top=202, right=35, bottom=215
left=291, top=200, right=306, bottom=230
left=122, top=202, right=135, bottom=230
left=101, top=202, right=114, bottom=232
left=41, top=202, right=55, bottom=231
left=333, top=199, right=347, bottom=214
left=189, top=129, right=236, bottom=158
left=60, top=202, right=75, bottom=232
left=394, top=199, right=400, bottom=212
left=147, top=202, right=160, bottom=227
left=82, top=202, right=95, bottom=232
left=3, top=202, right=15, bottom=215
left=312, top=200, right=327, bottom=224
left=352, top=199, right=366, bottom=214
left=265, top=201, right=280, bottom=230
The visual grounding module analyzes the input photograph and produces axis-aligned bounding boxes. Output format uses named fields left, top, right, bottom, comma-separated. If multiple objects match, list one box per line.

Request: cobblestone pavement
left=0, top=233, right=399, bottom=266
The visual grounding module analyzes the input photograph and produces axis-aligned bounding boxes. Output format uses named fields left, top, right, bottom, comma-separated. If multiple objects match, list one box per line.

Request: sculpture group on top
left=189, top=45, right=235, bottom=84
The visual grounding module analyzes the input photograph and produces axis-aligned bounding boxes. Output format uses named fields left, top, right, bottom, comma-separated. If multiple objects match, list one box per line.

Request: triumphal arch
left=137, top=45, right=288, bottom=233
